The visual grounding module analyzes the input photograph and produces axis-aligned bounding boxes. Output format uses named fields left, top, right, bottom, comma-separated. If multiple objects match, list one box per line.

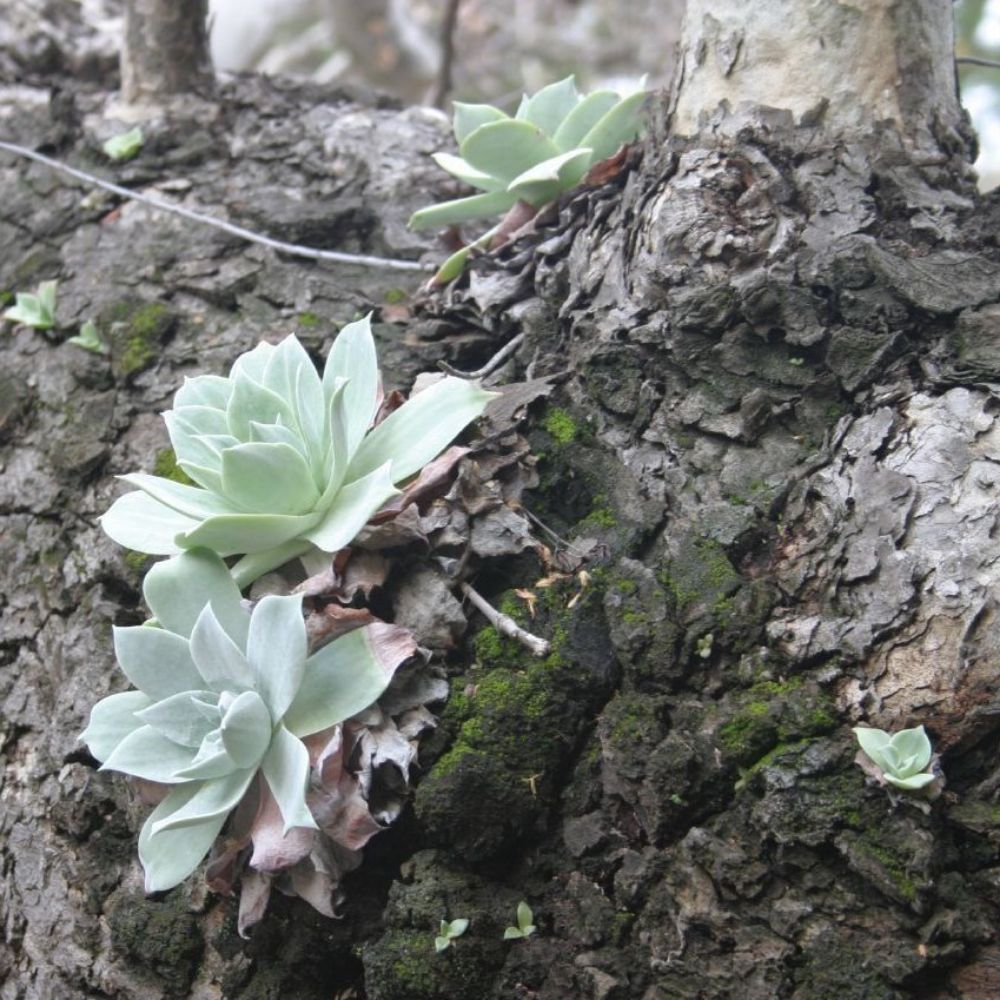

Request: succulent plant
left=100, top=315, right=494, bottom=586
left=853, top=724, right=936, bottom=791
left=3, top=279, right=57, bottom=330
left=410, top=75, right=648, bottom=233
left=435, top=917, right=469, bottom=952
left=503, top=901, right=536, bottom=940
left=81, top=548, right=412, bottom=892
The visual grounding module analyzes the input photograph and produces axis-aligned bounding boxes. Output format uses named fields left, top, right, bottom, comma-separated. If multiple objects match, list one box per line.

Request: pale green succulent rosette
left=81, top=548, right=410, bottom=892
left=99, top=315, right=495, bottom=587
left=409, top=75, right=648, bottom=232
left=853, top=724, right=936, bottom=790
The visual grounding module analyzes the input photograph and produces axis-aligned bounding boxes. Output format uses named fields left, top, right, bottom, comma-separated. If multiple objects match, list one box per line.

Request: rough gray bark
left=121, top=0, right=212, bottom=103
left=2, top=8, right=999, bottom=1000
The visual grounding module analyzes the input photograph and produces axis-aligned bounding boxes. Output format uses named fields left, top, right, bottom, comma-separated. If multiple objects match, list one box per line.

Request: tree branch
left=429, top=0, right=463, bottom=109
left=461, top=582, right=551, bottom=658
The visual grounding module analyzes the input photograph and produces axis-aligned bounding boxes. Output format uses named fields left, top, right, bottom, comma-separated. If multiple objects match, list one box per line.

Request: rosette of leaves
left=853, top=725, right=937, bottom=791
left=80, top=548, right=414, bottom=892
left=100, top=315, right=494, bottom=586
left=410, top=75, right=648, bottom=233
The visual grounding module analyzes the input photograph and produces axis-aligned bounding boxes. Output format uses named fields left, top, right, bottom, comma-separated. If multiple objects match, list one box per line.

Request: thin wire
left=0, top=138, right=433, bottom=272
left=956, top=56, right=1000, bottom=69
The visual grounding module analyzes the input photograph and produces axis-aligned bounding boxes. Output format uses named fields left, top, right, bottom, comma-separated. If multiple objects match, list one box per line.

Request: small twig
left=956, top=55, right=1000, bottom=69
left=0, top=139, right=432, bottom=272
left=521, top=506, right=588, bottom=559
left=430, top=0, right=462, bottom=110
left=461, top=582, right=551, bottom=657
left=439, top=333, right=524, bottom=381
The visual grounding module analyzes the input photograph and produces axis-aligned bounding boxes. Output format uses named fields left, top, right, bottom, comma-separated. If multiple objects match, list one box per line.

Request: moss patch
left=152, top=447, right=194, bottom=486
left=103, top=300, right=176, bottom=379
left=543, top=406, right=578, bottom=446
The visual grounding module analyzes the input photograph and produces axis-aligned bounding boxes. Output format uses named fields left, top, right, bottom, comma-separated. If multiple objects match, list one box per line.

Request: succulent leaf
left=112, top=625, right=203, bottom=699
left=552, top=90, right=619, bottom=150
left=409, top=189, right=518, bottom=230
left=452, top=101, right=508, bottom=144
left=516, top=75, right=580, bottom=134
left=459, top=119, right=562, bottom=185
left=432, top=152, right=506, bottom=192
left=80, top=690, right=152, bottom=761
left=577, top=87, right=648, bottom=162
left=506, top=148, right=594, bottom=206
left=853, top=725, right=936, bottom=792
left=101, top=316, right=492, bottom=586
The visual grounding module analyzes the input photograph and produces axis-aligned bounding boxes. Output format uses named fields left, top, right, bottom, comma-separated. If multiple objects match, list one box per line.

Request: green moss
left=152, top=447, right=194, bottom=485
left=543, top=407, right=578, bottom=445
left=124, top=550, right=151, bottom=573
left=856, top=837, right=918, bottom=901
left=104, top=301, right=174, bottom=377
left=383, top=288, right=408, bottom=305
left=583, top=502, right=617, bottom=530
left=296, top=311, right=321, bottom=328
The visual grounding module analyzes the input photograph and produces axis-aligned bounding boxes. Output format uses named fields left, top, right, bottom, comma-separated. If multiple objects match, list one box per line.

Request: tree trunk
left=1, top=3, right=999, bottom=999
left=121, top=0, right=213, bottom=103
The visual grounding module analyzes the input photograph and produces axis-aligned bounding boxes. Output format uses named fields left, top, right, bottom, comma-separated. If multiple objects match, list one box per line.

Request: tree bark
left=1, top=3, right=999, bottom=1000
left=121, top=0, right=213, bottom=103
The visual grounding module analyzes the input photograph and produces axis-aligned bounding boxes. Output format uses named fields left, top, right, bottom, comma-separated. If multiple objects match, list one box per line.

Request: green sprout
left=68, top=320, right=109, bottom=355
left=411, top=76, right=648, bottom=282
left=103, top=127, right=144, bottom=162
left=853, top=725, right=937, bottom=791
left=503, top=901, right=536, bottom=940
left=695, top=633, right=714, bottom=660
left=3, top=279, right=57, bottom=330
left=434, top=917, right=470, bottom=952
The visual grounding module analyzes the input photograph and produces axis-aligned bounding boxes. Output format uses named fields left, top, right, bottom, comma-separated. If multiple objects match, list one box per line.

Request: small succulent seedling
left=503, top=901, right=536, bottom=940
left=68, top=319, right=109, bottom=355
left=695, top=633, right=714, bottom=660
left=435, top=918, right=469, bottom=952
left=100, top=315, right=494, bottom=586
left=410, top=76, right=648, bottom=281
left=81, top=548, right=406, bottom=891
left=103, top=126, right=144, bottom=162
left=853, top=725, right=937, bottom=791
left=3, top=279, right=57, bottom=330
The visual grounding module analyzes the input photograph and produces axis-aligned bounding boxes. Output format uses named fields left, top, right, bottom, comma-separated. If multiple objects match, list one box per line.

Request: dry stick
left=0, top=139, right=431, bottom=272
left=460, top=582, right=551, bottom=657
left=439, top=332, right=524, bottom=381
left=429, top=0, right=462, bottom=109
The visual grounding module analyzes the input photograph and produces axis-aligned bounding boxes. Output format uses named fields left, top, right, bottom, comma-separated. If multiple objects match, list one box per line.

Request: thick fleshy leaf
left=138, top=783, right=233, bottom=892
left=889, top=726, right=932, bottom=775
left=247, top=419, right=305, bottom=455
left=578, top=88, right=647, bottom=163
left=142, top=549, right=249, bottom=646
left=408, top=189, right=517, bottom=230
left=151, top=765, right=256, bottom=835
left=225, top=370, right=297, bottom=441
left=135, top=690, right=218, bottom=747
left=113, top=625, right=203, bottom=699
left=121, top=473, right=240, bottom=520
left=164, top=412, right=226, bottom=489
left=246, top=593, right=307, bottom=719
left=260, top=725, right=317, bottom=833
left=174, top=373, right=231, bottom=410
left=323, top=317, right=380, bottom=457
left=507, top=148, right=594, bottom=206
left=885, top=771, right=937, bottom=791
left=552, top=90, right=619, bottom=150
left=172, top=728, right=238, bottom=780
left=284, top=622, right=416, bottom=737
left=100, top=490, right=195, bottom=555
left=318, top=380, right=350, bottom=504
left=460, top=119, right=562, bottom=185
left=230, top=539, right=317, bottom=591
left=432, top=152, right=505, bottom=192
left=452, top=101, right=508, bottom=144
left=230, top=340, right=276, bottom=383
left=100, top=724, right=198, bottom=782
left=853, top=727, right=892, bottom=771
left=189, top=603, right=255, bottom=691
left=347, top=376, right=495, bottom=484
left=220, top=442, right=320, bottom=515
left=220, top=690, right=273, bottom=767
left=177, top=509, right=323, bottom=556
left=303, top=462, right=398, bottom=553
left=517, top=75, right=580, bottom=135
left=80, top=690, right=152, bottom=762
